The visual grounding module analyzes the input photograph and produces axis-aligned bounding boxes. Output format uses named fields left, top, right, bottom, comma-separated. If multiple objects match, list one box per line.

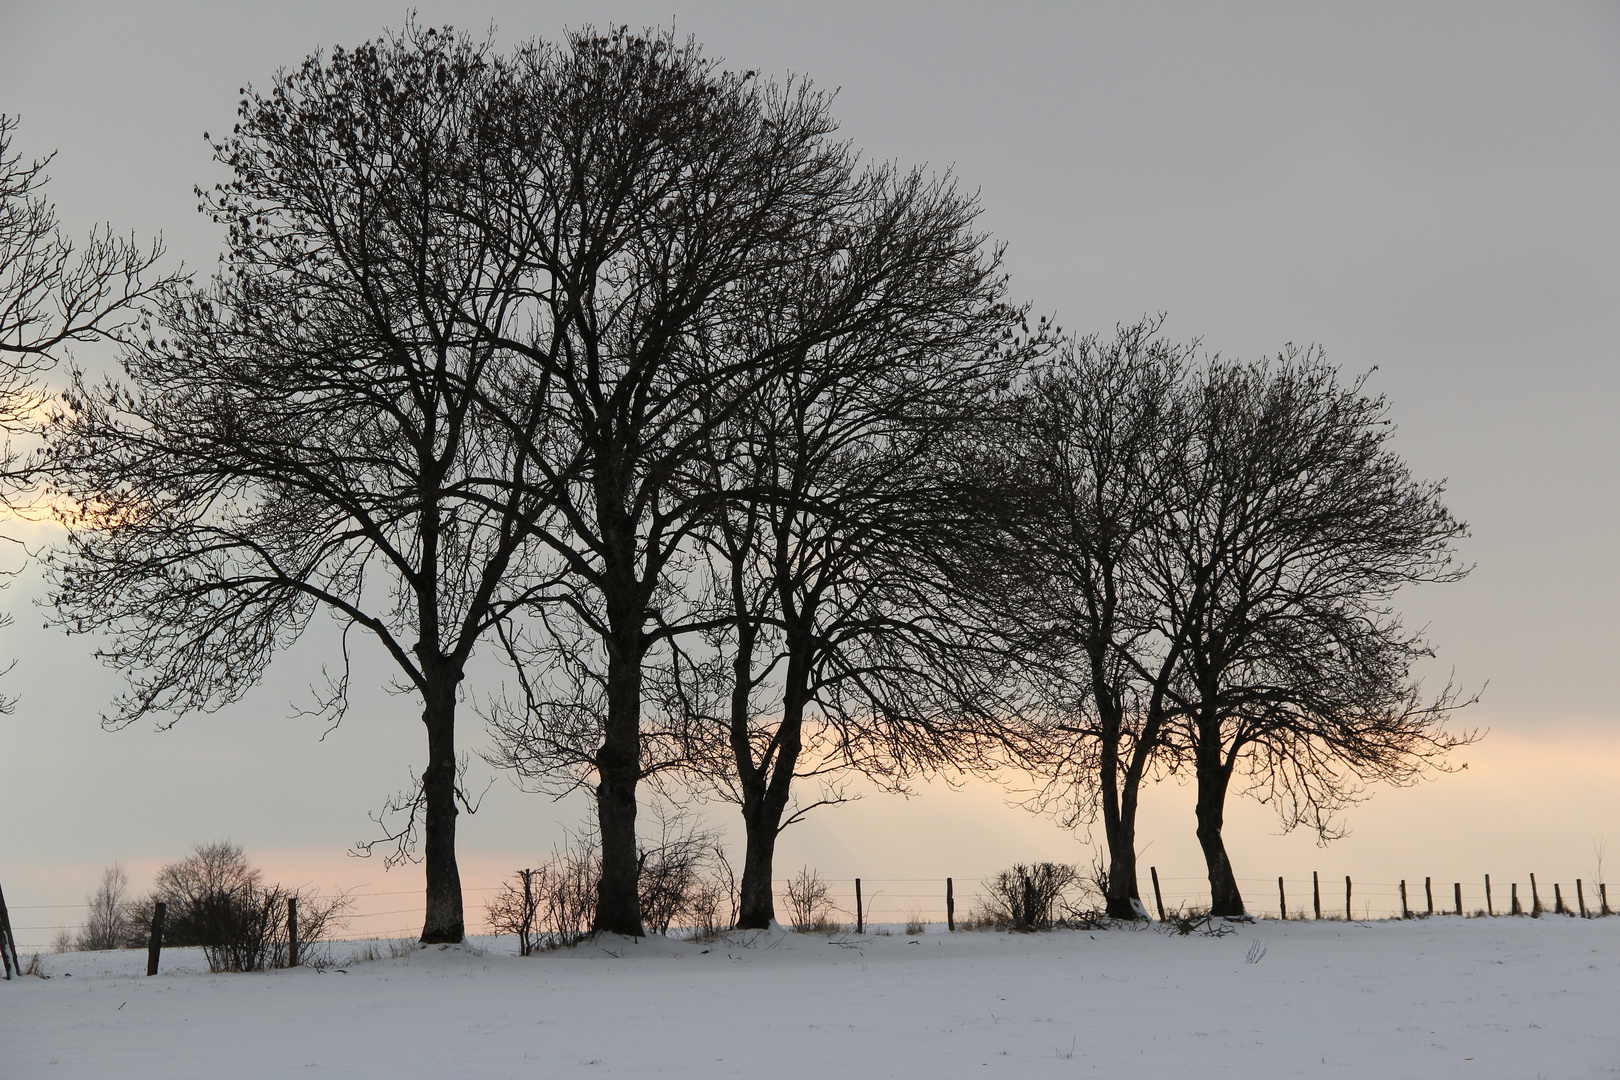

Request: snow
left=4, top=917, right=1617, bottom=1078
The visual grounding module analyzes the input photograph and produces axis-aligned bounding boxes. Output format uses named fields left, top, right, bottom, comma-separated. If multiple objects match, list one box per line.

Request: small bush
left=783, top=866, right=834, bottom=933
left=488, top=816, right=736, bottom=950
left=904, top=912, right=927, bottom=936
left=487, top=835, right=600, bottom=952
left=975, top=863, right=1082, bottom=932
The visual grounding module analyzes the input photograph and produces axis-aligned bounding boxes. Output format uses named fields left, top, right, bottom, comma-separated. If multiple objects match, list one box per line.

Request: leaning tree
left=43, top=27, right=562, bottom=943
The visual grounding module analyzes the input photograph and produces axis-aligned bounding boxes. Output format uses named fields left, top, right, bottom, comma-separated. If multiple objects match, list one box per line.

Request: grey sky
left=1, top=2, right=1615, bottom=930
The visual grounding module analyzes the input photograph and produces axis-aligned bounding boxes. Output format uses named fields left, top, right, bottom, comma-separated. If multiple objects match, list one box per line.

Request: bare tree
left=1161, top=353, right=1474, bottom=915
left=692, top=166, right=1035, bottom=928
left=0, top=114, right=180, bottom=709
left=467, top=28, right=870, bottom=936
left=72, top=863, right=134, bottom=951
left=43, top=26, right=561, bottom=942
left=991, top=330, right=1473, bottom=921
left=990, top=321, right=1195, bottom=920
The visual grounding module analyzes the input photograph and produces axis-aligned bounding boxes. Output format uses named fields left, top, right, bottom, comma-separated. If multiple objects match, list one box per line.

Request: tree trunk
left=735, top=808, right=782, bottom=928
left=594, top=638, right=645, bottom=936
left=1194, top=742, right=1244, bottom=917
left=1098, top=711, right=1145, bottom=920
left=419, top=680, right=465, bottom=943
left=733, top=649, right=808, bottom=930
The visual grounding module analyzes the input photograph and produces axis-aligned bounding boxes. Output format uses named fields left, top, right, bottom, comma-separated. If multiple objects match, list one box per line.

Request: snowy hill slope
left=5, top=918, right=1616, bottom=1078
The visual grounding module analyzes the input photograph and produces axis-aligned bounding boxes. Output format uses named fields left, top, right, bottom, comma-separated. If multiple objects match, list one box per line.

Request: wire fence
left=8, top=869, right=1611, bottom=951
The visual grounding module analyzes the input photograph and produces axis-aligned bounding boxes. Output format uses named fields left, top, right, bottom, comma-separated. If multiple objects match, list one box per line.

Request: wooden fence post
left=146, top=901, right=166, bottom=977
left=1400, top=879, right=1410, bottom=919
left=1150, top=867, right=1166, bottom=921
left=946, top=878, right=955, bottom=932
left=1453, top=882, right=1462, bottom=916
left=1485, top=874, right=1493, bottom=916
left=855, top=878, right=863, bottom=935
left=1511, top=882, right=1520, bottom=915
left=287, top=897, right=299, bottom=967
left=1424, top=876, right=1433, bottom=916
left=1345, top=875, right=1352, bottom=921
left=1530, top=873, right=1541, bottom=916
left=521, top=868, right=534, bottom=956
left=1576, top=879, right=1587, bottom=918
left=1601, top=883, right=1610, bottom=918
left=0, top=880, right=18, bottom=980
left=1313, top=871, right=1321, bottom=920
left=1554, top=883, right=1565, bottom=916
left=1278, top=877, right=1287, bottom=920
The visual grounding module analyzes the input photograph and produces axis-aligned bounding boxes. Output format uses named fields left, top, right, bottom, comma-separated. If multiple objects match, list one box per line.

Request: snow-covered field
left=5, top=917, right=1616, bottom=1079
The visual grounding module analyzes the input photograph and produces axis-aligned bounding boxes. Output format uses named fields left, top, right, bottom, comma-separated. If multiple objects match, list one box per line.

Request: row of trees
left=5, top=24, right=1473, bottom=942
left=988, top=330, right=1471, bottom=917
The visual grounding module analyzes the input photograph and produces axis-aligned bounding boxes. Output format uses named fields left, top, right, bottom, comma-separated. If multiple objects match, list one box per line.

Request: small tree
left=127, top=842, right=347, bottom=969
left=1162, top=354, right=1474, bottom=915
left=72, top=863, right=134, bottom=951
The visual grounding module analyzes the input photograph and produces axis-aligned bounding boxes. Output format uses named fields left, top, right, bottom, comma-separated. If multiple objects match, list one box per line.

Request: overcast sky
left=2, top=2, right=1616, bottom=939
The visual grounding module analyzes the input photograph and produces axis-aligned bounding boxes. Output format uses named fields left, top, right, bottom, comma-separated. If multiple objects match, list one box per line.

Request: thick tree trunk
left=1194, top=745, right=1244, bottom=917
left=733, top=650, right=807, bottom=930
left=1103, top=785, right=1145, bottom=920
left=1098, top=708, right=1145, bottom=920
left=735, top=807, right=783, bottom=928
left=594, top=640, right=645, bottom=936
left=733, top=732, right=805, bottom=928
left=420, top=681, right=465, bottom=943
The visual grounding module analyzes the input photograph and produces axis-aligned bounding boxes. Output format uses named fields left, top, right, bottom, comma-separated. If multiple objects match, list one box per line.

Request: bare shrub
left=904, top=912, right=927, bottom=936
left=1158, top=904, right=1235, bottom=938
left=486, top=869, right=542, bottom=956
left=486, top=834, right=599, bottom=951
left=680, top=848, right=737, bottom=938
left=638, top=809, right=734, bottom=936
left=783, top=866, right=834, bottom=932
left=491, top=813, right=737, bottom=947
left=114, top=842, right=348, bottom=971
left=975, top=863, right=1082, bottom=931
left=71, top=864, right=136, bottom=951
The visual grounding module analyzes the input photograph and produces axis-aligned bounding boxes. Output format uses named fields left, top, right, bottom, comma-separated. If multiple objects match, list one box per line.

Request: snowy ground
left=5, top=917, right=1616, bottom=1079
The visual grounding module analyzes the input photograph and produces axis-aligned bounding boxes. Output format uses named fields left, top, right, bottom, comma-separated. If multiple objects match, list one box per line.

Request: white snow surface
left=4, top=917, right=1616, bottom=1078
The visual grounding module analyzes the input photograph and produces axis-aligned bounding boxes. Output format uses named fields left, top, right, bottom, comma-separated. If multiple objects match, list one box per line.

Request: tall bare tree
left=993, top=322, right=1196, bottom=920
left=44, top=26, right=561, bottom=942
left=693, top=167, right=1033, bottom=928
left=1162, top=354, right=1473, bottom=915
left=468, top=29, right=866, bottom=935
